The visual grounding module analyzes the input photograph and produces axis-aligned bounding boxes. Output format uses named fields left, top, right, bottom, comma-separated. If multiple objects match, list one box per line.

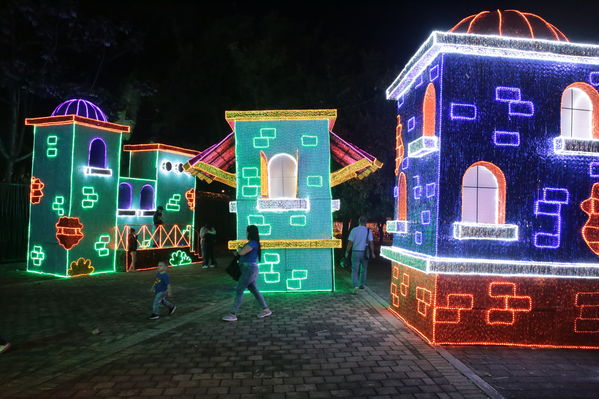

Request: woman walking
left=222, top=225, right=272, bottom=321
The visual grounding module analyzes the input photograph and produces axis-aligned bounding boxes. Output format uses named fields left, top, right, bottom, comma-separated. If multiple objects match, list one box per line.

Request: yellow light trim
left=184, top=161, right=236, bottom=188
left=260, top=151, right=268, bottom=197
left=228, top=238, right=342, bottom=250
left=330, top=158, right=384, bottom=187
left=225, top=109, right=337, bottom=122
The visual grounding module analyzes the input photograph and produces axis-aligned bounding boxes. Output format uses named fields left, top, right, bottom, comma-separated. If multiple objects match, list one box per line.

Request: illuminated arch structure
left=25, top=99, right=198, bottom=277
left=184, top=109, right=382, bottom=292
left=383, top=10, right=599, bottom=348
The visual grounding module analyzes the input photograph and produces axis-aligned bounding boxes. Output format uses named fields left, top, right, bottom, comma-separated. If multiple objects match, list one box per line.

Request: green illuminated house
left=185, top=109, right=382, bottom=292
left=26, top=99, right=197, bottom=277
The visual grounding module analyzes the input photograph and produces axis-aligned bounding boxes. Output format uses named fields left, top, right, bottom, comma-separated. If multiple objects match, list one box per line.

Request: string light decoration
left=29, top=177, right=45, bottom=204
left=383, top=10, right=599, bottom=347
left=68, top=257, right=94, bottom=277
left=191, top=109, right=380, bottom=292
left=185, top=188, right=195, bottom=210
left=55, top=217, right=85, bottom=250
left=25, top=100, right=198, bottom=276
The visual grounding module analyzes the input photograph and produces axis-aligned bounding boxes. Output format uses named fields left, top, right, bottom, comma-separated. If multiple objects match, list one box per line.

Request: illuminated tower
left=185, top=110, right=382, bottom=292
left=26, top=99, right=130, bottom=277
left=383, top=10, right=599, bottom=347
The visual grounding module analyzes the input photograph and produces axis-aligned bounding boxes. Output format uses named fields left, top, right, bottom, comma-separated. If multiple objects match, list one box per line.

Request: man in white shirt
left=345, top=216, right=375, bottom=294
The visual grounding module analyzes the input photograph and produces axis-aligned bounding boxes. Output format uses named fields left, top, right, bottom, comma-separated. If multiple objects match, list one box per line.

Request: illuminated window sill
left=257, top=198, right=309, bottom=212
left=117, top=209, right=155, bottom=217
left=84, top=166, right=112, bottom=176
left=453, top=222, right=518, bottom=241
left=408, top=136, right=439, bottom=158
left=387, top=220, right=409, bottom=234
left=553, top=137, right=599, bottom=156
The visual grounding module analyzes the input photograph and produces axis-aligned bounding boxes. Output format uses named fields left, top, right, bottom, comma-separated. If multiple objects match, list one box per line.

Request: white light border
left=386, top=31, right=599, bottom=100
left=381, top=245, right=599, bottom=279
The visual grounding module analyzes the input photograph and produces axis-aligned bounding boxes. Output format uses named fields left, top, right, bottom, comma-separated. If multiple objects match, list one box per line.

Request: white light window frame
left=561, top=87, right=593, bottom=139
left=461, top=165, right=499, bottom=224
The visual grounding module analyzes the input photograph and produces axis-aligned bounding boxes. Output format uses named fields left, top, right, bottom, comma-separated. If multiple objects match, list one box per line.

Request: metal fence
left=0, top=183, right=28, bottom=262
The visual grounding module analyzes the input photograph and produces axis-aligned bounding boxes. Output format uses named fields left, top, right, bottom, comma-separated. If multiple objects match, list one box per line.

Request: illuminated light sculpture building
left=185, top=110, right=382, bottom=292
left=383, top=10, right=599, bottom=348
left=26, top=99, right=198, bottom=277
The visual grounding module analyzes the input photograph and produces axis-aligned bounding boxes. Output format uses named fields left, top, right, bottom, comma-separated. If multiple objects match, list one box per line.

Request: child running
left=148, top=261, right=176, bottom=320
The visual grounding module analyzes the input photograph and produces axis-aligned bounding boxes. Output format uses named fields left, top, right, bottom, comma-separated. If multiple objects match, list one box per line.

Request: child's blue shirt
left=154, top=272, right=170, bottom=293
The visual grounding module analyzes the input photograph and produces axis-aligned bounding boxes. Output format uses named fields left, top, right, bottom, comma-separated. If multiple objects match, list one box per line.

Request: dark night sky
left=3, top=0, right=599, bottom=180
left=83, top=0, right=598, bottom=143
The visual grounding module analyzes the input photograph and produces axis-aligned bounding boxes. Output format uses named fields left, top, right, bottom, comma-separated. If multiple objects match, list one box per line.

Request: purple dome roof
left=51, top=99, right=108, bottom=122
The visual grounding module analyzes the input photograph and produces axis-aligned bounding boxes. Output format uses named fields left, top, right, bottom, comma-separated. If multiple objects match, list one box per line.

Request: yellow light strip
left=225, top=109, right=337, bottom=122
left=260, top=151, right=268, bottom=197
left=184, top=161, right=236, bottom=188
left=228, top=238, right=342, bottom=250
left=330, top=158, right=383, bottom=187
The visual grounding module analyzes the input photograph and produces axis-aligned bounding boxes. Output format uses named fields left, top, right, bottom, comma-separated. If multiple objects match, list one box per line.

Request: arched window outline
left=395, top=115, right=404, bottom=175
left=118, top=182, right=133, bottom=209
left=560, top=82, right=599, bottom=140
left=422, top=83, right=436, bottom=137
left=268, top=153, right=297, bottom=199
left=139, top=184, right=155, bottom=210
left=461, top=161, right=506, bottom=225
left=398, top=173, right=407, bottom=221
left=88, top=138, right=107, bottom=168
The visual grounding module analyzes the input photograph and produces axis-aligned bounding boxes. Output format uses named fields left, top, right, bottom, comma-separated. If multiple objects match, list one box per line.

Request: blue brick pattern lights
left=382, top=12, right=599, bottom=348
left=493, top=131, right=520, bottom=147
left=450, top=103, right=477, bottom=120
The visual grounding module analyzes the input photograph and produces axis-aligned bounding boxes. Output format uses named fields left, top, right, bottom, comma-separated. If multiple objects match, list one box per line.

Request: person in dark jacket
left=127, top=227, right=139, bottom=271
left=151, top=206, right=164, bottom=247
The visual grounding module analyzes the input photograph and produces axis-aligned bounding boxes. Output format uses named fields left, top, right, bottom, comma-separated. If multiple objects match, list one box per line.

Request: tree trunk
left=2, top=88, right=19, bottom=182
left=1, top=88, right=31, bottom=182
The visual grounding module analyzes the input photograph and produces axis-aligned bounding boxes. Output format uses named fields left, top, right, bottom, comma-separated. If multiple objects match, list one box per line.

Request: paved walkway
left=0, top=260, right=489, bottom=399
left=363, top=258, right=599, bottom=399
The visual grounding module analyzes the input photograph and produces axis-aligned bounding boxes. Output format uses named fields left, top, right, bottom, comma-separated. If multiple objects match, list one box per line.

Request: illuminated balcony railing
left=115, top=224, right=192, bottom=250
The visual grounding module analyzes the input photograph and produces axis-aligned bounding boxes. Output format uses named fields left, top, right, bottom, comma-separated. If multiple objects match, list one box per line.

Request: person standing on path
left=148, top=261, right=176, bottom=320
left=200, top=224, right=217, bottom=268
left=127, top=227, right=139, bottom=271
left=151, top=206, right=164, bottom=247
left=222, top=225, right=272, bottom=322
left=345, top=216, right=375, bottom=295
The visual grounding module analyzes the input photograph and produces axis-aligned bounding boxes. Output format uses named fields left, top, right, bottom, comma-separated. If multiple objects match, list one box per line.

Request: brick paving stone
left=0, top=260, right=490, bottom=399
